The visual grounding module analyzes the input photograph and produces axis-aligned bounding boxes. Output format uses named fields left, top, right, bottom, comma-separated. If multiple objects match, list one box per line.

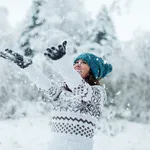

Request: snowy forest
left=0, top=0, right=150, bottom=149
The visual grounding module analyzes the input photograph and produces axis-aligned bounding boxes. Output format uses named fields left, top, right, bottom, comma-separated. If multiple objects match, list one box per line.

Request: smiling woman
left=0, top=0, right=32, bottom=27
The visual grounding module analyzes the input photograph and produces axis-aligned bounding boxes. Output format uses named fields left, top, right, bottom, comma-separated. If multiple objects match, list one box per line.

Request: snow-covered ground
left=0, top=116, right=150, bottom=150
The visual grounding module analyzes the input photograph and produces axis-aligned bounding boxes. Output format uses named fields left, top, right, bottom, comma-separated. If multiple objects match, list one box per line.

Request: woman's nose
left=75, top=63, right=82, bottom=68
left=76, top=61, right=82, bottom=65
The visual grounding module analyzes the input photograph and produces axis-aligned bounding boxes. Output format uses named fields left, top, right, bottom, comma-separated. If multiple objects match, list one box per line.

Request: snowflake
left=73, top=100, right=92, bottom=114
left=58, top=98, right=73, bottom=111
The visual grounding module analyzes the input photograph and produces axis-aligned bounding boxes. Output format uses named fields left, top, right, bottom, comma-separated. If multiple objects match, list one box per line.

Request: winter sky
left=0, top=0, right=150, bottom=41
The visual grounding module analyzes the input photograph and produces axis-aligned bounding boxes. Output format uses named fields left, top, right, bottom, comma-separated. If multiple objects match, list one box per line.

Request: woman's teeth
left=77, top=70, right=82, bottom=73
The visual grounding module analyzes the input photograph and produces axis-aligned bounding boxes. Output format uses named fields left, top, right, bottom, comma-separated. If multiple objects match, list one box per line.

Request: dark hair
left=85, top=70, right=100, bottom=86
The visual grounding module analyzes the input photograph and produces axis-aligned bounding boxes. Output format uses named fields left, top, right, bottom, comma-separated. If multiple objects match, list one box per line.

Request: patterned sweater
left=25, top=55, right=107, bottom=150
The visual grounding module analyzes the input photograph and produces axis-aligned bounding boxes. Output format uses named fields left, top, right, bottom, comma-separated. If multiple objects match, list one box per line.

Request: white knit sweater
left=25, top=55, right=107, bottom=150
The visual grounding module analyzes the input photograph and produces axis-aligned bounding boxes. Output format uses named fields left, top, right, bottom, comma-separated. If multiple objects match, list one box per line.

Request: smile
left=76, top=70, right=82, bottom=73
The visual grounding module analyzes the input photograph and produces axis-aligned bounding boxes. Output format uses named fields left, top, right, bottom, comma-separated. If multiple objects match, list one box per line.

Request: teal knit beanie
left=74, top=53, right=112, bottom=79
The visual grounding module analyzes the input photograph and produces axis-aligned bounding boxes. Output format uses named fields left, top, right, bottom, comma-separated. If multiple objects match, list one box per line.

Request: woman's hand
left=0, top=49, right=32, bottom=69
left=44, top=41, right=67, bottom=60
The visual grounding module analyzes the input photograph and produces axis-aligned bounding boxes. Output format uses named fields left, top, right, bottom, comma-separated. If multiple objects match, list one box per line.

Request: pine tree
left=89, top=5, right=116, bottom=47
left=18, top=0, right=45, bottom=57
left=78, top=5, right=117, bottom=57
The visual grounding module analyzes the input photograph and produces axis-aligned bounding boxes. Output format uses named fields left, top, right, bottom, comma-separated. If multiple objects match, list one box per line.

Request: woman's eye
left=82, top=61, right=87, bottom=64
left=74, top=61, right=87, bottom=65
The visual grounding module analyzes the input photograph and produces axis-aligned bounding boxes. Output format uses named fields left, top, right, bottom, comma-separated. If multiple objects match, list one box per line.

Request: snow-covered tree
left=105, top=30, right=150, bottom=123
left=29, top=0, right=87, bottom=54
left=86, top=5, right=116, bottom=47
left=77, top=4, right=117, bottom=58
left=18, top=0, right=45, bottom=57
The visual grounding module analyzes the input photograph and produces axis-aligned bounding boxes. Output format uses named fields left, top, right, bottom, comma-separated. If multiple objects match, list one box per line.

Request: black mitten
left=0, top=49, right=32, bottom=69
left=44, top=41, right=67, bottom=60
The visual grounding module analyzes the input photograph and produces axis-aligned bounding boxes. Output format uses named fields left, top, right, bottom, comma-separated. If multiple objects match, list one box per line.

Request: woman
left=0, top=41, right=112, bottom=150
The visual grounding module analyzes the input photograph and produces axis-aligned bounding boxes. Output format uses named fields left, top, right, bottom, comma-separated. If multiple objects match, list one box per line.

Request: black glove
left=0, top=49, right=32, bottom=69
left=44, top=41, right=67, bottom=60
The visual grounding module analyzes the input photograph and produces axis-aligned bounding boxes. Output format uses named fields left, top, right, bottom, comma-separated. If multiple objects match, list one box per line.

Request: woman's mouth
left=76, top=70, right=82, bottom=73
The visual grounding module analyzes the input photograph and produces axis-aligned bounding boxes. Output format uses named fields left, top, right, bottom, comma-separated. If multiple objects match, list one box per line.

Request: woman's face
left=74, top=59, right=90, bottom=78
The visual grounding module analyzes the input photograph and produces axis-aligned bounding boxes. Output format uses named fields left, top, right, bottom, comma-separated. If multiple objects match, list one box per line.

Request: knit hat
left=74, top=53, right=112, bottom=79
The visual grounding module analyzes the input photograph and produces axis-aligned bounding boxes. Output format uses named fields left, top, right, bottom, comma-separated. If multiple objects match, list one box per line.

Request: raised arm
left=44, top=41, right=86, bottom=90
left=0, top=49, right=62, bottom=101
left=24, top=65, right=62, bottom=101
left=51, top=55, right=83, bottom=90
